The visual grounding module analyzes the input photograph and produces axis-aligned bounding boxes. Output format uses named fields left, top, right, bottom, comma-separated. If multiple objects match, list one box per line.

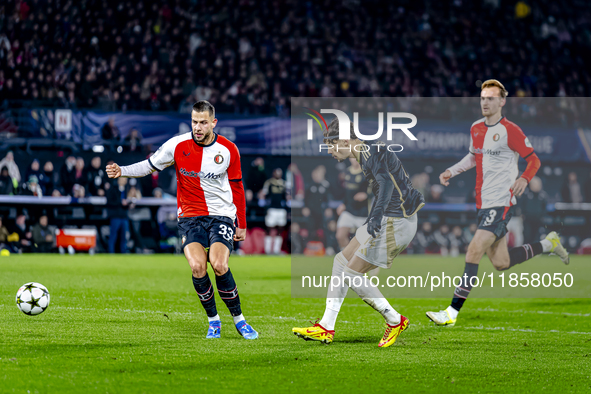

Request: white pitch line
left=473, top=307, right=590, bottom=317
left=459, top=325, right=591, bottom=335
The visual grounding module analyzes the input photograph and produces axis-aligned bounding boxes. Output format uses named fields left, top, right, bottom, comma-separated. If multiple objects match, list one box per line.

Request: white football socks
left=319, top=252, right=349, bottom=330
left=446, top=306, right=459, bottom=319
left=233, top=314, right=246, bottom=325
left=344, top=266, right=401, bottom=326
left=272, top=236, right=282, bottom=254
left=264, top=236, right=272, bottom=254
left=208, top=314, right=221, bottom=322
left=541, top=239, right=552, bottom=253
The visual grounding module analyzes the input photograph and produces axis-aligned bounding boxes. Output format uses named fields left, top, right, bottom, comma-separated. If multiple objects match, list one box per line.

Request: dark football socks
left=450, top=262, right=479, bottom=312
left=215, top=269, right=242, bottom=317
left=192, top=274, right=218, bottom=318
left=503, top=242, right=544, bottom=270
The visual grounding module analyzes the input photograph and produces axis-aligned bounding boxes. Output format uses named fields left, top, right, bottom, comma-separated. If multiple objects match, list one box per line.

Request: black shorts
left=477, top=206, right=514, bottom=240
left=178, top=216, right=235, bottom=252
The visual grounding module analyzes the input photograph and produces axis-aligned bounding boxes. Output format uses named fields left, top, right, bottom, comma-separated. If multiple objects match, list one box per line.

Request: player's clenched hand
left=439, top=170, right=452, bottom=186
left=234, top=228, right=246, bottom=242
left=367, top=216, right=382, bottom=238
left=511, top=177, right=528, bottom=197
left=106, top=163, right=121, bottom=178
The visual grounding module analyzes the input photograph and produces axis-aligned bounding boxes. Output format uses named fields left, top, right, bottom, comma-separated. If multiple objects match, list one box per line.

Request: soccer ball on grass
left=16, top=282, right=50, bottom=315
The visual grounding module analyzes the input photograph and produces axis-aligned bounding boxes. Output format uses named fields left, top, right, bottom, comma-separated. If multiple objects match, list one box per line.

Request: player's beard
left=193, top=127, right=213, bottom=143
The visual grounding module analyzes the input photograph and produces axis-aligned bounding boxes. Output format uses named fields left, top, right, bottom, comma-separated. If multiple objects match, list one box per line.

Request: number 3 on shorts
left=483, top=209, right=497, bottom=226
left=219, top=224, right=234, bottom=242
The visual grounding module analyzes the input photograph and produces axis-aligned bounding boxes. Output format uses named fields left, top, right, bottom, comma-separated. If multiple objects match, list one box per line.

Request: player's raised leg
left=427, top=226, right=569, bottom=326
left=488, top=231, right=569, bottom=270
left=185, top=242, right=222, bottom=338
left=209, top=242, right=258, bottom=340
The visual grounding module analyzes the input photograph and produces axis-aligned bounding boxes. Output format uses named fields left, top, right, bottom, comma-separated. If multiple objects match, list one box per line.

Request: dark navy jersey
left=358, top=142, right=425, bottom=218
left=343, top=165, right=369, bottom=217
left=262, top=178, right=286, bottom=208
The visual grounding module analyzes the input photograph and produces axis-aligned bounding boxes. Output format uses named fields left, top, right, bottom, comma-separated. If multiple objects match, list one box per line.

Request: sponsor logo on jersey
left=183, top=151, right=191, bottom=156
left=180, top=168, right=223, bottom=179
left=473, top=148, right=501, bottom=156
left=214, top=154, right=224, bottom=164
left=493, top=133, right=500, bottom=142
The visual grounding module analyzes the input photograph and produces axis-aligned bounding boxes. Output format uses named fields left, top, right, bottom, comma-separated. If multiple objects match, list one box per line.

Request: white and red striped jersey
left=148, top=132, right=246, bottom=227
left=470, top=117, right=535, bottom=209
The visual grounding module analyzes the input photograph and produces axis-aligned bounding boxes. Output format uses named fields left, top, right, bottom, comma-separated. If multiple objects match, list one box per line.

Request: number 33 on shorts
left=218, top=224, right=234, bottom=242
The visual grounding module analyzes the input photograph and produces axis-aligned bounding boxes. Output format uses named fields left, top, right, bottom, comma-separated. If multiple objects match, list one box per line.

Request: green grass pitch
left=1, top=254, right=590, bottom=393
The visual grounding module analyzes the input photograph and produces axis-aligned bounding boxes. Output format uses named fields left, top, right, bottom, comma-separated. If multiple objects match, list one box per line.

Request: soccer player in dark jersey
left=336, top=158, right=369, bottom=249
left=106, top=101, right=257, bottom=340
left=293, top=118, right=425, bottom=348
left=261, top=168, right=287, bottom=254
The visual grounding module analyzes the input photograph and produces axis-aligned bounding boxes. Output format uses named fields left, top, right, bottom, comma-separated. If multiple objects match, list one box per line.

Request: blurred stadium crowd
left=2, top=0, right=591, bottom=115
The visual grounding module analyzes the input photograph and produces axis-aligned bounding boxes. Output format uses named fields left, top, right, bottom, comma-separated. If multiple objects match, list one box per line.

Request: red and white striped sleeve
left=226, top=142, right=247, bottom=229
left=505, top=121, right=540, bottom=182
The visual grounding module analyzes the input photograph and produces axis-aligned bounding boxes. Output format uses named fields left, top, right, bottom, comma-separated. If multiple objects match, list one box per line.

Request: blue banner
left=23, top=109, right=591, bottom=162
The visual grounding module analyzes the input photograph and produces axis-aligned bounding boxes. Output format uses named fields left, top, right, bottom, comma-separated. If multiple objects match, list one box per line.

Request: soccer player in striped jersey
left=292, top=118, right=425, bottom=347
left=426, top=80, right=569, bottom=327
left=106, top=101, right=258, bottom=340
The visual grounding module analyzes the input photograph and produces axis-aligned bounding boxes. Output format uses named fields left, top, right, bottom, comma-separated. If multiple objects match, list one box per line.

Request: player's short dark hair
left=192, top=100, right=215, bottom=118
left=324, top=117, right=354, bottom=144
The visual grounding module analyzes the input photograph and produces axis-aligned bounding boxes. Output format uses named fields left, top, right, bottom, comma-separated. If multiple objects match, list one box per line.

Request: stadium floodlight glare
left=92, top=145, right=105, bottom=153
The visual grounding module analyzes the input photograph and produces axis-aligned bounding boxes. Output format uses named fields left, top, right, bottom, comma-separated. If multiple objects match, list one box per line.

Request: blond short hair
left=481, top=79, right=508, bottom=98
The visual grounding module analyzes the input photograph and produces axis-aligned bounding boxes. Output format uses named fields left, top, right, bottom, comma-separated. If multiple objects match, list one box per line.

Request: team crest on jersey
left=214, top=154, right=224, bottom=164
left=493, top=133, right=500, bottom=142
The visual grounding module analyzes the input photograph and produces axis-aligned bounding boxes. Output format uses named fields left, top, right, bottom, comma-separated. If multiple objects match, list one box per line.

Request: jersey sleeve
left=506, top=124, right=535, bottom=158
left=364, top=150, right=394, bottom=218
left=469, top=135, right=475, bottom=154
left=227, top=142, right=243, bottom=181
left=148, top=136, right=178, bottom=171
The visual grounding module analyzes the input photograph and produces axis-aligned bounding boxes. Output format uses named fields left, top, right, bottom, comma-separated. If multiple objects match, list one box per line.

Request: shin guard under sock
left=192, top=274, right=218, bottom=318
left=215, top=269, right=242, bottom=316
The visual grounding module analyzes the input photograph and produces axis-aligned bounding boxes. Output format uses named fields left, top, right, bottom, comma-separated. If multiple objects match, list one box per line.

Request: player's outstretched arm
left=441, top=153, right=476, bottom=186
left=439, top=169, right=452, bottom=186
left=106, top=163, right=122, bottom=178
left=106, top=160, right=157, bottom=179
